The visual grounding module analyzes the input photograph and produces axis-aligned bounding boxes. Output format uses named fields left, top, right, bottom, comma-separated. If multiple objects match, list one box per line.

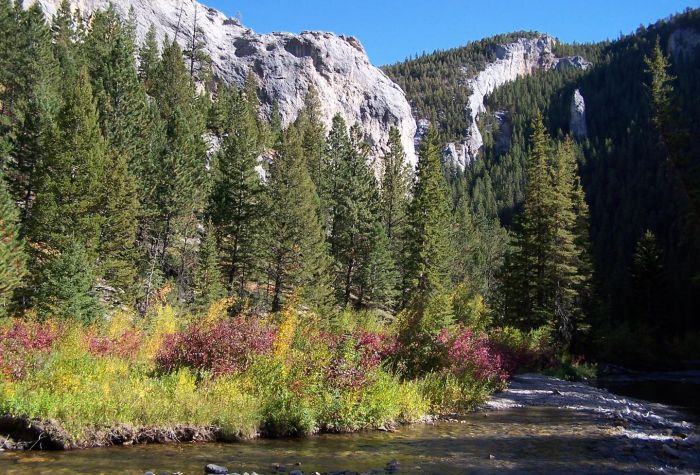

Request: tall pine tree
left=208, top=87, right=264, bottom=296
left=264, top=127, right=330, bottom=312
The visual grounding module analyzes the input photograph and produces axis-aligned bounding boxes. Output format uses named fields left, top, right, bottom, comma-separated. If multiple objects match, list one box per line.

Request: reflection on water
left=0, top=407, right=668, bottom=474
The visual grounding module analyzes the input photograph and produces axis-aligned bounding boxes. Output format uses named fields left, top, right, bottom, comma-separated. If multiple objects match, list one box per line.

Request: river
left=0, top=373, right=698, bottom=474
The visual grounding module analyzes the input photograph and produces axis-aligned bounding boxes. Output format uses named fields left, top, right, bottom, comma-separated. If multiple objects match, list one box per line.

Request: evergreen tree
left=380, top=127, right=411, bottom=242
left=208, top=88, right=264, bottom=295
left=145, top=40, right=206, bottom=286
left=329, top=120, right=379, bottom=307
left=297, top=88, right=327, bottom=202
left=84, top=6, right=153, bottom=175
left=35, top=241, right=101, bottom=323
left=398, top=126, right=455, bottom=373
left=379, top=127, right=411, bottom=300
left=183, top=7, right=211, bottom=83
left=402, top=126, right=454, bottom=305
left=645, top=37, right=700, bottom=242
left=51, top=0, right=81, bottom=81
left=192, top=220, right=225, bottom=312
left=504, top=112, right=557, bottom=328
left=98, top=152, right=139, bottom=297
left=361, top=222, right=400, bottom=308
left=4, top=3, right=60, bottom=223
left=264, top=127, right=330, bottom=312
left=0, top=174, right=26, bottom=316
left=138, top=24, right=160, bottom=91
left=630, top=230, right=665, bottom=325
left=30, top=67, right=107, bottom=258
left=324, top=115, right=351, bottom=232
left=550, top=138, right=589, bottom=346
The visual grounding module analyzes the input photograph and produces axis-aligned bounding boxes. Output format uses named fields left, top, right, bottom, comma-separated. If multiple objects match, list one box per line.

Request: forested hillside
left=387, top=8, right=700, bottom=363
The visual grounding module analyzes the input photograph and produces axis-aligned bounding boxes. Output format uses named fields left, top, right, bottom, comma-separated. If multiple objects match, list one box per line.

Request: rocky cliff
left=30, top=0, right=418, bottom=165
left=443, top=35, right=591, bottom=169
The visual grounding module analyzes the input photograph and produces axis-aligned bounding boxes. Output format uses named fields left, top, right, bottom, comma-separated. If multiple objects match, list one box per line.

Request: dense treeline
left=387, top=7, right=700, bottom=363
left=1, top=0, right=528, bottom=349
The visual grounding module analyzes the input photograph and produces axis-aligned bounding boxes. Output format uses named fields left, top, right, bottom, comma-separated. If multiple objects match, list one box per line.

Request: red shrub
left=325, top=330, right=398, bottom=389
left=436, top=327, right=508, bottom=384
left=86, top=330, right=142, bottom=360
left=0, top=321, right=60, bottom=380
left=155, top=317, right=275, bottom=375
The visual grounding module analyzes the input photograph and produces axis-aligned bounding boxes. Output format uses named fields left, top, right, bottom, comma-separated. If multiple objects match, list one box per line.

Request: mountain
left=30, top=0, right=418, bottom=165
left=385, top=34, right=591, bottom=169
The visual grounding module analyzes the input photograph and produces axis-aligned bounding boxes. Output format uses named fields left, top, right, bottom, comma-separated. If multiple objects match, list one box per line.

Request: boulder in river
left=205, top=464, right=229, bottom=474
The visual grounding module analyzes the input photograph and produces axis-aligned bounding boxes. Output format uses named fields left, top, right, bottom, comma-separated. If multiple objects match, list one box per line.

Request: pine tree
left=98, top=152, right=139, bottom=298
left=192, top=220, right=225, bottom=312
left=297, top=88, right=327, bottom=198
left=208, top=88, right=264, bottom=296
left=264, top=127, right=331, bottom=312
left=398, top=126, right=455, bottom=372
left=84, top=6, right=153, bottom=175
left=4, top=2, right=60, bottom=223
left=51, top=0, right=81, bottom=81
left=645, top=37, right=700, bottom=241
left=329, top=120, right=379, bottom=307
left=549, top=138, right=587, bottom=346
left=504, top=112, right=557, bottom=328
left=630, top=230, right=665, bottom=326
left=380, top=127, right=411, bottom=242
left=35, top=241, right=101, bottom=323
left=402, top=126, right=454, bottom=305
left=144, top=40, right=206, bottom=290
left=379, top=126, right=411, bottom=300
left=361, top=222, right=400, bottom=308
left=324, top=115, right=351, bottom=232
left=183, top=7, right=211, bottom=84
left=138, top=24, right=160, bottom=92
left=30, top=67, right=107, bottom=258
left=0, top=174, right=26, bottom=316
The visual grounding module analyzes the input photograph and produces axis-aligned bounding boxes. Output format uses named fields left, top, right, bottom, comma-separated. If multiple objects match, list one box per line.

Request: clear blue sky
left=204, top=0, right=699, bottom=65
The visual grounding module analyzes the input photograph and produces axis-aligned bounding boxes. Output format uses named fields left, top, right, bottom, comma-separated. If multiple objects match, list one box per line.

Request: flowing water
left=0, top=407, right=678, bottom=475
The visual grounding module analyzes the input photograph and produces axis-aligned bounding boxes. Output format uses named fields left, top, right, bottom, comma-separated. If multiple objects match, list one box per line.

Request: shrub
left=0, top=320, right=60, bottom=380
left=437, top=327, right=507, bottom=384
left=155, top=317, right=275, bottom=375
left=490, top=325, right=556, bottom=374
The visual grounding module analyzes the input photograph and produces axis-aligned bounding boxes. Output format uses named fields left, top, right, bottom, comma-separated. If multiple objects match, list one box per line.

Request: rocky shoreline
left=485, top=373, right=700, bottom=473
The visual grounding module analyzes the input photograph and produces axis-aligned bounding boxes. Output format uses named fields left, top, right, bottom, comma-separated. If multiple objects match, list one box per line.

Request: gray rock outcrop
left=442, top=35, right=591, bottom=169
left=570, top=89, right=588, bottom=140
left=668, top=28, right=700, bottom=62
left=30, top=0, right=418, bottom=166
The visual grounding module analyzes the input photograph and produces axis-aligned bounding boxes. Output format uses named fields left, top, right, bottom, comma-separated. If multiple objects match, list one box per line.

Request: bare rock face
left=30, top=0, right=417, bottom=166
left=668, top=28, right=700, bottom=62
left=570, top=89, right=588, bottom=140
left=443, top=35, right=591, bottom=169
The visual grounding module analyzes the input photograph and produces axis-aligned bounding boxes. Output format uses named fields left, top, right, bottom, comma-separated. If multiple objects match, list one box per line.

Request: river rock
left=289, top=470, right=303, bottom=475
left=204, top=464, right=229, bottom=474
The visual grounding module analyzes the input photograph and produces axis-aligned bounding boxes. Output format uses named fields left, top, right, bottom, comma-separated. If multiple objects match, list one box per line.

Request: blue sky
left=205, top=0, right=699, bottom=65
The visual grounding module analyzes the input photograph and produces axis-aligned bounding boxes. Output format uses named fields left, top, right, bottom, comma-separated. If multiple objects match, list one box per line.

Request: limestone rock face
left=442, top=35, right=591, bottom=169
left=570, top=89, right=588, bottom=140
left=30, top=0, right=417, bottom=166
left=668, top=28, right=700, bottom=62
